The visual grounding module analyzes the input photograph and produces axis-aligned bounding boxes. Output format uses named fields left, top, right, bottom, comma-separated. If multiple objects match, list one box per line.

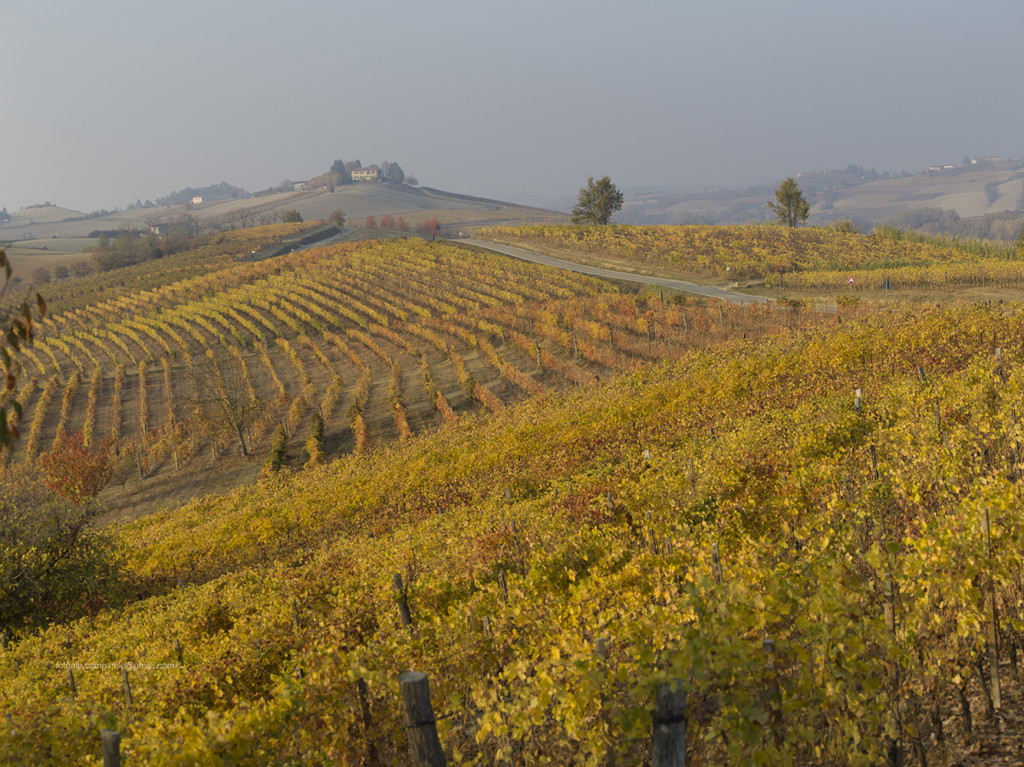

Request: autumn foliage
left=37, top=430, right=114, bottom=506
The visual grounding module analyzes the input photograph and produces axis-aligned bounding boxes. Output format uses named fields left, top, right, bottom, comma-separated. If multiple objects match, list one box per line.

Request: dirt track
left=462, top=238, right=772, bottom=305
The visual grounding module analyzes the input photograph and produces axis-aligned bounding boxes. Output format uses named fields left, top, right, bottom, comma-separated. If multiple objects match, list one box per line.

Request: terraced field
left=3, top=229, right=846, bottom=521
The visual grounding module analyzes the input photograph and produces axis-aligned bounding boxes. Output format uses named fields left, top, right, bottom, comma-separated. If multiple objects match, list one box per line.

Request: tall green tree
left=769, top=177, right=810, bottom=227
left=571, top=176, right=624, bottom=225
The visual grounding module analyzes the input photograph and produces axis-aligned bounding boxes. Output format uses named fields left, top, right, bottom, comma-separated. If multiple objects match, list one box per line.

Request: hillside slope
left=5, top=302, right=1024, bottom=764
left=620, top=162, right=1024, bottom=232
left=0, top=185, right=564, bottom=244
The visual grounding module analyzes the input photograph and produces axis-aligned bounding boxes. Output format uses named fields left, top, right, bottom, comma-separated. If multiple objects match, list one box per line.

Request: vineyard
left=6, top=224, right=1024, bottom=764
left=3, top=286, right=1024, bottom=762
left=1, top=230, right=843, bottom=520
left=481, top=224, right=1024, bottom=296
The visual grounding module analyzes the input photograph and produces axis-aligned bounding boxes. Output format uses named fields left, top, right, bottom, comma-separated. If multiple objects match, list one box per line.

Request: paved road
left=461, top=238, right=771, bottom=305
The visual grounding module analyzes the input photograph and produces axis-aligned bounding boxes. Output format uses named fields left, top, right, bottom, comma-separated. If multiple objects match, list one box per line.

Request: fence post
left=101, top=729, right=121, bottom=767
left=399, top=671, right=446, bottom=767
left=651, top=680, right=687, bottom=767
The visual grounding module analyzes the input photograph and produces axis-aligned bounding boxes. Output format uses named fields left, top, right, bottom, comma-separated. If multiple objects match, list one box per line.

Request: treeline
left=144, top=181, right=248, bottom=208
left=86, top=215, right=202, bottom=272
left=884, top=207, right=1024, bottom=245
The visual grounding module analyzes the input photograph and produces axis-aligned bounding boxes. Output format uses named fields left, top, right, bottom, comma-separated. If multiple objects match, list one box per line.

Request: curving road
left=461, top=238, right=771, bottom=305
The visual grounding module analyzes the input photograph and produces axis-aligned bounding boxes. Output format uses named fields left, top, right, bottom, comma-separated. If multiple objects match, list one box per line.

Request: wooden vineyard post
left=982, top=505, right=1001, bottom=710
left=122, top=667, right=134, bottom=709
left=399, top=671, right=446, bottom=767
left=357, top=678, right=381, bottom=766
left=651, top=680, right=687, bottom=767
left=497, top=570, right=508, bottom=604
left=711, top=543, right=723, bottom=584
left=101, top=729, right=121, bottom=767
left=175, top=637, right=184, bottom=667
left=67, top=667, right=77, bottom=697
left=1012, top=407, right=1021, bottom=483
left=854, top=388, right=862, bottom=414
left=882, top=577, right=902, bottom=767
left=393, top=574, right=413, bottom=627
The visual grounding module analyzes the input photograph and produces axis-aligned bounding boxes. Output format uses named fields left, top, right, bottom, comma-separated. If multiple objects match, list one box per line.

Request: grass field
left=8, top=237, right=96, bottom=251
left=1, top=246, right=89, bottom=281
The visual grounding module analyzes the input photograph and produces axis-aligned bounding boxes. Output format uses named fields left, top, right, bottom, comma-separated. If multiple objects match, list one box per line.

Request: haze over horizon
left=3, top=0, right=1022, bottom=214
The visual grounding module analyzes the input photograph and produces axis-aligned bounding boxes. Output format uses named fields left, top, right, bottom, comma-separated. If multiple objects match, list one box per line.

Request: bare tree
left=182, top=353, right=262, bottom=456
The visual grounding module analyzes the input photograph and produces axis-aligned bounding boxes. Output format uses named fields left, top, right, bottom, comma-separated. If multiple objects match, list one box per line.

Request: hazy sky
left=3, top=0, right=1022, bottom=212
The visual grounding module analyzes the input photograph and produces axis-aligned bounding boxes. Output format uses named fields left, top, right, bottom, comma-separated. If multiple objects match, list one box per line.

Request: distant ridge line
left=420, top=187, right=563, bottom=214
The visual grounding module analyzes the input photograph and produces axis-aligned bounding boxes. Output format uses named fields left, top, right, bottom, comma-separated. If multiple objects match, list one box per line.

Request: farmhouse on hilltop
left=351, top=166, right=382, bottom=182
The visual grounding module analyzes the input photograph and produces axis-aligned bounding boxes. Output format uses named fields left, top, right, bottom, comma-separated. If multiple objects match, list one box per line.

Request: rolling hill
left=4, top=286, right=1024, bottom=763
left=0, top=184, right=564, bottom=244
left=619, top=161, right=1024, bottom=237
left=5, top=221, right=1024, bottom=762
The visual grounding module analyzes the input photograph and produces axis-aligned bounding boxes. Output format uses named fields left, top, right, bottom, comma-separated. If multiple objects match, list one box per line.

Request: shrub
left=264, top=425, right=288, bottom=474
left=305, top=412, right=325, bottom=468
left=37, top=431, right=113, bottom=506
left=0, top=468, right=126, bottom=632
